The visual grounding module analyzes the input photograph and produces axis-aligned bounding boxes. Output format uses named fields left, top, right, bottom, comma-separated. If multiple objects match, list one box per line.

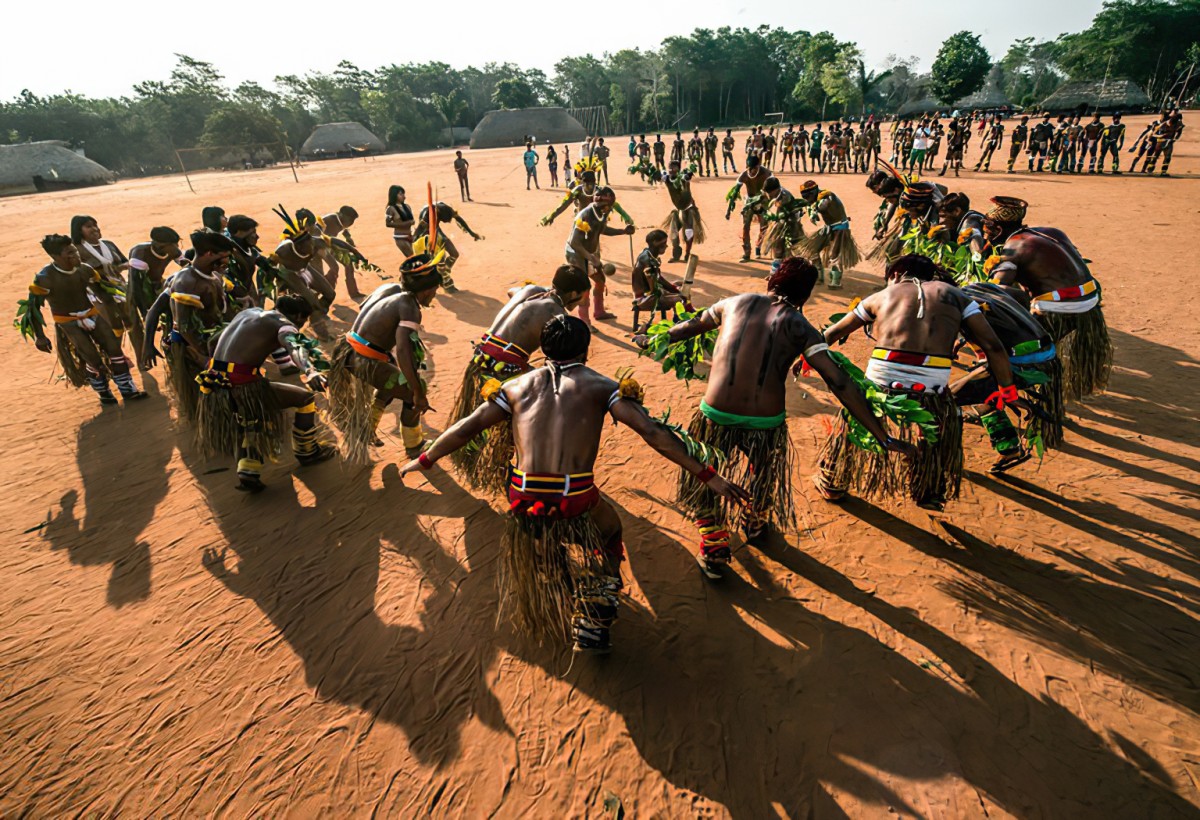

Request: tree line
left=1, top=1, right=1195, bottom=178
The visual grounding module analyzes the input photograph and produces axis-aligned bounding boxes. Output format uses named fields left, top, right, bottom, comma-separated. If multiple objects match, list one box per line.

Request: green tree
left=930, top=31, right=991, bottom=104
left=492, top=76, right=537, bottom=109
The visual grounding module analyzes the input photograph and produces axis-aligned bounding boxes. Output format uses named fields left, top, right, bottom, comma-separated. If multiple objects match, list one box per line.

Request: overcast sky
left=0, top=0, right=1104, bottom=100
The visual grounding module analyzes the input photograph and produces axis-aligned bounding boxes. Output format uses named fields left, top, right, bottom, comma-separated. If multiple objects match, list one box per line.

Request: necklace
left=151, top=246, right=170, bottom=260
left=52, top=264, right=78, bottom=274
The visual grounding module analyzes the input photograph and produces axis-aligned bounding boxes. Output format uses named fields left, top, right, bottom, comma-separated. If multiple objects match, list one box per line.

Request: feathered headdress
left=272, top=204, right=312, bottom=241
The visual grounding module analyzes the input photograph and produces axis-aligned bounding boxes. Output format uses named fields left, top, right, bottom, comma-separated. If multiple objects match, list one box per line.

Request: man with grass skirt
left=815, top=254, right=1015, bottom=511
left=725, top=154, right=773, bottom=262
left=983, top=196, right=1111, bottom=400
left=127, top=226, right=184, bottom=367
left=566, top=187, right=636, bottom=325
left=866, top=175, right=946, bottom=266
left=19, top=235, right=148, bottom=405
left=796, top=180, right=859, bottom=290
left=630, top=230, right=691, bottom=334
left=266, top=212, right=336, bottom=338
left=140, top=231, right=236, bottom=422
left=634, top=259, right=911, bottom=579
left=661, top=160, right=706, bottom=263
left=952, top=282, right=1064, bottom=472
left=401, top=315, right=749, bottom=653
left=224, top=216, right=267, bottom=308
left=447, top=265, right=591, bottom=492
left=760, top=177, right=806, bottom=271
left=325, top=253, right=444, bottom=463
left=194, top=296, right=337, bottom=492
left=414, top=201, right=483, bottom=293
left=315, top=205, right=364, bottom=300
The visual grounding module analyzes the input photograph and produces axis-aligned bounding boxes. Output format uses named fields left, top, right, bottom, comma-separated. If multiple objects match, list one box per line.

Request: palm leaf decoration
left=827, top=350, right=940, bottom=453
left=13, top=294, right=45, bottom=341
left=639, top=305, right=717, bottom=383
left=654, top=406, right=727, bottom=468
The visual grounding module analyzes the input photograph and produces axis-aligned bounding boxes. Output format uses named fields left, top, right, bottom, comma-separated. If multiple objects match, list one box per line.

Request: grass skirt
left=500, top=512, right=605, bottom=643
left=326, top=338, right=388, bottom=464
left=676, top=409, right=795, bottom=530
left=449, top=360, right=519, bottom=495
left=1037, top=306, right=1112, bottom=400
left=165, top=342, right=202, bottom=423
left=867, top=219, right=904, bottom=263
left=194, top=378, right=285, bottom=461
left=798, top=225, right=861, bottom=270
left=660, top=208, right=708, bottom=245
left=818, top=390, right=963, bottom=506
left=1018, top=357, right=1066, bottom=450
left=55, top=325, right=91, bottom=388
left=761, top=217, right=807, bottom=257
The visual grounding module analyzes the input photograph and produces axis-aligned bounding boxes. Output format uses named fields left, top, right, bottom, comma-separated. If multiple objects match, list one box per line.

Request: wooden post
left=173, top=145, right=195, bottom=194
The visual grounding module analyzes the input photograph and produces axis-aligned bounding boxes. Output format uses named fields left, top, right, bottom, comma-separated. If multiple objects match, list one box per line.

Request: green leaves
left=930, top=31, right=991, bottom=105
left=654, top=407, right=727, bottom=468
left=639, top=306, right=717, bottom=384
left=284, top=331, right=331, bottom=371
left=13, top=296, right=45, bottom=341
left=827, top=351, right=940, bottom=452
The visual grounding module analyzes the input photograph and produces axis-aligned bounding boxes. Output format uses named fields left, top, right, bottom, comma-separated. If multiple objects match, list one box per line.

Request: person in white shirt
left=909, top=121, right=931, bottom=171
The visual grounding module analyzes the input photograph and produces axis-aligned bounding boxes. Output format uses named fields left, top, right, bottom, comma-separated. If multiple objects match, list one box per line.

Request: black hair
left=541, top=315, right=591, bottom=361
left=747, top=154, right=761, bottom=168
left=594, top=186, right=615, bottom=201
left=275, top=295, right=312, bottom=321
left=191, top=230, right=234, bottom=256
left=552, top=264, right=590, bottom=295
left=150, top=226, right=180, bottom=244
left=42, top=233, right=73, bottom=257
left=940, top=192, right=970, bottom=212
left=388, top=185, right=405, bottom=207
left=227, top=215, right=257, bottom=235
left=646, top=229, right=668, bottom=245
left=402, top=268, right=442, bottom=294
left=201, top=206, right=225, bottom=232
left=339, top=205, right=358, bottom=220
left=767, top=258, right=818, bottom=306
left=69, top=215, right=96, bottom=244
left=763, top=177, right=782, bottom=193
left=887, top=253, right=946, bottom=282
left=295, top=208, right=316, bottom=226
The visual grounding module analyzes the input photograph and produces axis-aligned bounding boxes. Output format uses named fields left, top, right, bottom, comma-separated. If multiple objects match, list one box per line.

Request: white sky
left=0, top=0, right=1104, bottom=100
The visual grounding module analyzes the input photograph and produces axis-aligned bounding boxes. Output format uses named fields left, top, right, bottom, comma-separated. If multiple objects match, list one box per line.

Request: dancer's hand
left=398, top=458, right=424, bottom=478
left=141, top=345, right=162, bottom=371
left=632, top=334, right=650, bottom=349
left=304, top=372, right=327, bottom=392
left=704, top=472, right=752, bottom=506
left=413, top=392, right=431, bottom=414
left=35, top=337, right=52, bottom=353
left=883, top=436, right=918, bottom=458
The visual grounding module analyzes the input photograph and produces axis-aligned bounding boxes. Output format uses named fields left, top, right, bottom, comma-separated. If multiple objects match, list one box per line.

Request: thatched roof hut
left=955, top=67, right=1012, bottom=111
left=300, top=122, right=386, bottom=159
left=0, top=141, right=114, bottom=196
left=470, top=107, right=586, bottom=149
left=1040, top=78, right=1152, bottom=113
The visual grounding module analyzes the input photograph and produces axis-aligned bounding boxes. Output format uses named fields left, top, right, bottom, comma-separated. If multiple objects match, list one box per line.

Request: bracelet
left=695, top=465, right=717, bottom=482
left=418, top=452, right=435, bottom=470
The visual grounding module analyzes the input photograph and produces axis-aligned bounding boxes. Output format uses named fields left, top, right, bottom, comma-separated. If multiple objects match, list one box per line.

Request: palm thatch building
left=299, top=122, right=386, bottom=160
left=0, top=141, right=114, bottom=196
left=470, top=108, right=586, bottom=149
left=1040, top=78, right=1152, bottom=113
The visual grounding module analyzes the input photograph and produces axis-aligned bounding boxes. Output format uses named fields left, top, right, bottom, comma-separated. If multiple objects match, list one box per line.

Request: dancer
left=317, top=205, right=363, bottom=299
left=447, top=265, right=591, bottom=491
left=984, top=196, right=1111, bottom=399
left=725, top=154, right=773, bottom=262
left=194, top=297, right=336, bottom=492
left=325, top=252, right=444, bottom=462
left=565, top=187, right=635, bottom=324
left=140, top=231, right=235, bottom=420
left=1006, top=116, right=1029, bottom=173
left=70, top=215, right=131, bottom=341
left=760, top=177, right=806, bottom=268
left=796, top=181, right=859, bottom=289
left=815, top=254, right=1015, bottom=510
left=1097, top=114, right=1126, bottom=174
left=660, top=160, right=706, bottom=263
left=634, top=258, right=910, bottom=576
left=20, top=234, right=147, bottom=405
left=415, top=201, right=483, bottom=293
left=974, top=118, right=1004, bottom=172
left=126, top=226, right=183, bottom=362
left=631, top=229, right=690, bottom=333
left=403, top=315, right=749, bottom=653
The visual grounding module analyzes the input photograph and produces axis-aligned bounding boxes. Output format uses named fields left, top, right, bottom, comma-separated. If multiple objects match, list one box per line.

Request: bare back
left=503, top=366, right=618, bottom=474
left=856, top=280, right=972, bottom=356
left=212, top=308, right=292, bottom=365
left=488, top=286, right=566, bottom=352
left=703, top=294, right=823, bottom=417
left=995, top=228, right=1091, bottom=296
left=349, top=292, right=420, bottom=349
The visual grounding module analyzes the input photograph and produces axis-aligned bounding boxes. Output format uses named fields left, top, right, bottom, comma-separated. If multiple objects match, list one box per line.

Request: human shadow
left=436, top=288, right=504, bottom=328
left=500, top=503, right=1199, bottom=817
left=41, top=391, right=174, bottom=606
left=198, top=459, right=510, bottom=767
left=840, top=499, right=1200, bottom=716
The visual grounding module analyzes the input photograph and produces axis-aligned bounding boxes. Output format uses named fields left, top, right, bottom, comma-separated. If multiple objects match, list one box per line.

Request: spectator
left=453, top=150, right=472, bottom=201
left=523, top=142, right=540, bottom=190
left=594, top=137, right=611, bottom=184
left=546, top=145, right=559, bottom=187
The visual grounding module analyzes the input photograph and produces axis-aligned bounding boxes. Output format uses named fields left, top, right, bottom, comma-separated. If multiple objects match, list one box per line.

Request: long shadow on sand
left=42, top=375, right=174, bottom=606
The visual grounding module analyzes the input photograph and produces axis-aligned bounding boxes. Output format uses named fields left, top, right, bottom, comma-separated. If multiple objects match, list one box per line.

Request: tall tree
left=930, top=31, right=991, bottom=104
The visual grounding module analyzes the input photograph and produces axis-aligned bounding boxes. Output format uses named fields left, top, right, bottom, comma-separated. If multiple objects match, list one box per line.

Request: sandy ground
left=1, top=115, right=1198, bottom=818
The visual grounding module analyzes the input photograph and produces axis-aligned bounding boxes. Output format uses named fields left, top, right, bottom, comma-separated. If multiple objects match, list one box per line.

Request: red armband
left=418, top=452, right=435, bottom=470
left=986, top=384, right=1019, bottom=410
left=695, top=465, right=716, bottom=482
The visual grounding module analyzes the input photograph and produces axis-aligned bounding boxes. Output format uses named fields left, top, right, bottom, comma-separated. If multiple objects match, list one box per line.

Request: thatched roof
left=470, top=107, right=586, bottom=149
left=956, top=67, right=1012, bottom=110
left=0, top=140, right=114, bottom=195
left=300, top=122, right=386, bottom=158
left=1040, top=78, right=1152, bottom=112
